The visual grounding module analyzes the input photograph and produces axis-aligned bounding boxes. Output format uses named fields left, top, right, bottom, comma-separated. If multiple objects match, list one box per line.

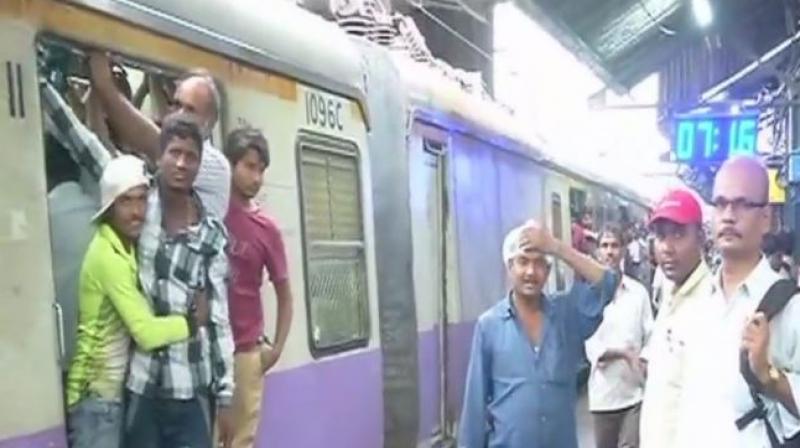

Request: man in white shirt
left=88, top=52, right=231, bottom=219
left=676, top=157, right=800, bottom=447
left=586, top=225, right=653, bottom=448
left=639, top=189, right=712, bottom=448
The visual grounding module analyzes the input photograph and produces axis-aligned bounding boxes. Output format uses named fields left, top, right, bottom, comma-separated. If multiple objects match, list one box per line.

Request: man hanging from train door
left=88, top=52, right=231, bottom=220
left=119, top=113, right=235, bottom=448
left=584, top=225, right=652, bottom=448
left=638, top=188, right=712, bottom=448
left=222, top=126, right=294, bottom=448
left=41, top=76, right=236, bottom=447
left=86, top=52, right=238, bottom=446
left=674, top=156, right=800, bottom=447
left=66, top=155, right=209, bottom=448
left=458, top=220, right=618, bottom=448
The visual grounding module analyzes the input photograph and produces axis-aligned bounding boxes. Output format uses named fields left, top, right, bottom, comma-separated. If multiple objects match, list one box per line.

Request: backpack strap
left=736, top=279, right=798, bottom=447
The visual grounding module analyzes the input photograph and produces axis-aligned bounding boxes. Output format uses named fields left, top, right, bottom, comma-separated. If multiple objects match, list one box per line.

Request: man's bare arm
left=88, top=51, right=160, bottom=164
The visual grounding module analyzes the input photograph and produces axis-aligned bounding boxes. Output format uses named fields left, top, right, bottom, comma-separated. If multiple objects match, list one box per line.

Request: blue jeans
left=68, top=396, right=124, bottom=448
left=123, top=391, right=213, bottom=448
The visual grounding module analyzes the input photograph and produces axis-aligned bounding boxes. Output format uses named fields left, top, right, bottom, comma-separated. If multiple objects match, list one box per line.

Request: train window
left=569, top=187, right=587, bottom=222
left=297, top=132, right=370, bottom=356
left=550, top=193, right=566, bottom=292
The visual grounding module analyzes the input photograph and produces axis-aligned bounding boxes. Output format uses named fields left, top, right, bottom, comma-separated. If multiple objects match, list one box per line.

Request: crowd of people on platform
left=459, top=158, right=800, bottom=448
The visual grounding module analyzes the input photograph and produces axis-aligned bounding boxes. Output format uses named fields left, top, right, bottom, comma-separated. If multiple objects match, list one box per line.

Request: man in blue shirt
left=459, top=220, right=617, bottom=448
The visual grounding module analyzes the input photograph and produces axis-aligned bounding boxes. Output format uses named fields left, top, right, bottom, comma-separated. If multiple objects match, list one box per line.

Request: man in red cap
left=639, top=188, right=712, bottom=448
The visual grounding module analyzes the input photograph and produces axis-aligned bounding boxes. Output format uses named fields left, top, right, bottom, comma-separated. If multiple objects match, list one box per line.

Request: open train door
left=408, top=122, right=455, bottom=445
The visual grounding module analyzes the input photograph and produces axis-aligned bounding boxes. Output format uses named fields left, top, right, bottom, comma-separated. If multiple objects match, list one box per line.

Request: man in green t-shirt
left=66, top=155, right=207, bottom=448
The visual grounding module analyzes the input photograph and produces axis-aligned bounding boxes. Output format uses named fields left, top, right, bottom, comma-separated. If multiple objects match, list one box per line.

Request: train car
left=0, top=1, right=650, bottom=448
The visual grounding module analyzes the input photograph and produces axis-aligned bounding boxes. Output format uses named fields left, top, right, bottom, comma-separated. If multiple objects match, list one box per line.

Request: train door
left=0, top=17, right=67, bottom=447
left=544, top=174, right=573, bottom=294
left=408, top=123, right=452, bottom=444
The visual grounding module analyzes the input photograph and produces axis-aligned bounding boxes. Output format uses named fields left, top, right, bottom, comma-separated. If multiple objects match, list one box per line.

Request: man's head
left=711, top=156, right=770, bottom=261
left=224, top=126, right=270, bottom=200
left=580, top=210, right=593, bottom=228
left=597, top=225, right=626, bottom=273
left=503, top=225, right=551, bottom=300
left=649, top=189, right=704, bottom=285
left=92, top=155, right=150, bottom=242
left=173, top=70, right=221, bottom=140
left=158, top=112, right=204, bottom=193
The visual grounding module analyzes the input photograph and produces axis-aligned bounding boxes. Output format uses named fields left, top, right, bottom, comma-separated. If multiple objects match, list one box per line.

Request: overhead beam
left=513, top=0, right=629, bottom=93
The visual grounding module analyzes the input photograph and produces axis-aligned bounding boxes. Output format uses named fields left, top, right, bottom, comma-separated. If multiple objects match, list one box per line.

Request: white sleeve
left=769, top=295, right=800, bottom=439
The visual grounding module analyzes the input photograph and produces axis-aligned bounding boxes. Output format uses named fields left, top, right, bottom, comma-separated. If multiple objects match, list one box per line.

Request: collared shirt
left=196, top=141, right=231, bottom=219
left=458, top=270, right=617, bottom=448
left=41, top=81, right=235, bottom=405
left=675, top=257, right=800, bottom=447
left=128, top=188, right=234, bottom=405
left=585, top=275, right=653, bottom=412
left=48, top=181, right=98, bottom=369
left=40, top=81, right=230, bottom=220
left=639, top=261, right=712, bottom=448
left=67, top=224, right=189, bottom=407
left=225, top=198, right=289, bottom=352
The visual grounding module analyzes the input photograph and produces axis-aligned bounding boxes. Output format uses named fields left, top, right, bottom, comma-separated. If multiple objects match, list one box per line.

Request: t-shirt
left=66, top=224, right=188, bottom=407
left=225, top=198, right=289, bottom=352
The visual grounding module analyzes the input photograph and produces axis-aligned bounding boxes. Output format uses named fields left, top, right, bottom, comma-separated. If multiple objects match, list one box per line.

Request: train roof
left=65, top=0, right=650, bottom=209
left=64, top=0, right=368, bottom=111
left=391, top=54, right=651, bottom=208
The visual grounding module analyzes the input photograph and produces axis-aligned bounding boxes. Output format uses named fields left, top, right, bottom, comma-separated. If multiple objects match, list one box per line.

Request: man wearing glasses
left=675, top=157, right=800, bottom=447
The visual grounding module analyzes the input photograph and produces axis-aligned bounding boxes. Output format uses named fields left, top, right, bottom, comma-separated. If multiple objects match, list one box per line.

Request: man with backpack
left=675, top=157, right=800, bottom=447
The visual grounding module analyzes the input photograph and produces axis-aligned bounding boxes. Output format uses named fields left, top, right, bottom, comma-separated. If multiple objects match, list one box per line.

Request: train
left=0, top=1, right=650, bottom=447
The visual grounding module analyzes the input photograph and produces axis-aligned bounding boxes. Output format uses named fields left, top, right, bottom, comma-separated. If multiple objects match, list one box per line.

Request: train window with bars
left=551, top=192, right=566, bottom=292
left=297, top=133, right=370, bottom=356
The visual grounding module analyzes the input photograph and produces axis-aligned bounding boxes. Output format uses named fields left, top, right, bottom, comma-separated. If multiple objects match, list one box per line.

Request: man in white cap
left=459, top=220, right=617, bottom=448
left=41, top=82, right=235, bottom=448
left=66, top=155, right=208, bottom=448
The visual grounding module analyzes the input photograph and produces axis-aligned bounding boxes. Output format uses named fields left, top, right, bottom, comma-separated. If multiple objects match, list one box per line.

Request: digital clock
left=672, top=113, right=758, bottom=164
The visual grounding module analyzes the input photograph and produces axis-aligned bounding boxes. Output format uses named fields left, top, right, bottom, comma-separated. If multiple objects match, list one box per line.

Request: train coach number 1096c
left=305, top=91, right=344, bottom=131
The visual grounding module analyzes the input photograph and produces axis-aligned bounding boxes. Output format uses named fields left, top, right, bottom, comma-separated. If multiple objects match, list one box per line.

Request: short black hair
left=224, top=126, right=270, bottom=168
left=598, top=224, right=626, bottom=245
left=159, top=112, right=204, bottom=156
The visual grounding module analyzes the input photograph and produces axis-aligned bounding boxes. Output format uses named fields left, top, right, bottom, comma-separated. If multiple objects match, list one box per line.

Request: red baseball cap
left=649, top=189, right=703, bottom=226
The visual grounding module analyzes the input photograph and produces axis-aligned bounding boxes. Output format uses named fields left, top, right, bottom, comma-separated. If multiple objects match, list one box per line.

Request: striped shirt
left=40, top=81, right=231, bottom=220
left=128, top=188, right=234, bottom=405
left=41, top=81, right=235, bottom=405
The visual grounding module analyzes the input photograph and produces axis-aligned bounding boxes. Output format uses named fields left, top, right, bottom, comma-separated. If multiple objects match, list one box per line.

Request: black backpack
left=736, top=279, right=800, bottom=447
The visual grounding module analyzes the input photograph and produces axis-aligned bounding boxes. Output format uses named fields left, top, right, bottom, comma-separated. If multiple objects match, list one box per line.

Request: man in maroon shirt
left=223, top=126, right=293, bottom=448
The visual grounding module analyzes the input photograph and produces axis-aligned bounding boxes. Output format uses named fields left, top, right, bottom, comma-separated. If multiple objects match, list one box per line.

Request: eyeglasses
left=711, top=197, right=767, bottom=213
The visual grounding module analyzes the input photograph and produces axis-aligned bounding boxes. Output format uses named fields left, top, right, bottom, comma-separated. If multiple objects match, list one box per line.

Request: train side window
left=551, top=193, right=566, bottom=292
left=296, top=133, right=370, bottom=356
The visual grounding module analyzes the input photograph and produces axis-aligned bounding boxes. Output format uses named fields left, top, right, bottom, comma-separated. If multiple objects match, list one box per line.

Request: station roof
left=510, top=0, right=791, bottom=93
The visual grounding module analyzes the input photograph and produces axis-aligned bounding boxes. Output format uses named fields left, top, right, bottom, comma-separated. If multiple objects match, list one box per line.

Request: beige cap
left=91, top=155, right=150, bottom=222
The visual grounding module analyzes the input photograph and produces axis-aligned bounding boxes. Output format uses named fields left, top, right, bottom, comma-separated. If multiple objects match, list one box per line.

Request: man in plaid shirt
left=41, top=82, right=235, bottom=447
